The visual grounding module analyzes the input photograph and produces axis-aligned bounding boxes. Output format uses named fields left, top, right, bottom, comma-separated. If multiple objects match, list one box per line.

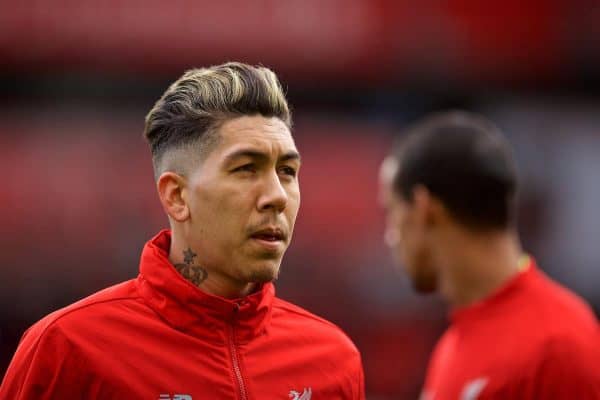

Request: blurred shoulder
left=530, top=269, right=598, bottom=331
left=532, top=333, right=600, bottom=397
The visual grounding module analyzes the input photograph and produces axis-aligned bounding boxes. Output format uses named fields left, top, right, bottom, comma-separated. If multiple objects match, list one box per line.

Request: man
left=1, top=62, right=364, bottom=399
left=379, top=111, right=600, bottom=399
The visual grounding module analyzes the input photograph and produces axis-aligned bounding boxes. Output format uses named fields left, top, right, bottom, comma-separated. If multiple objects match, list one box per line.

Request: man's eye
left=233, top=164, right=255, bottom=173
left=279, top=166, right=297, bottom=177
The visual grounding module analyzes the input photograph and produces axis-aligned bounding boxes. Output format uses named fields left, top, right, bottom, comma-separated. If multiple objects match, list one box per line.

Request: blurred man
left=1, top=62, right=364, bottom=399
left=380, top=111, right=600, bottom=399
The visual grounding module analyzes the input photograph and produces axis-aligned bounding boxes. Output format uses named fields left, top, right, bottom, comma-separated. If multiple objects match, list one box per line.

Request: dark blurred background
left=1, top=1, right=600, bottom=398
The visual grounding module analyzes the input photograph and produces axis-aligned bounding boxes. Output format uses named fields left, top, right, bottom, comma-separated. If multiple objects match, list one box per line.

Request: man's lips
left=249, top=227, right=286, bottom=242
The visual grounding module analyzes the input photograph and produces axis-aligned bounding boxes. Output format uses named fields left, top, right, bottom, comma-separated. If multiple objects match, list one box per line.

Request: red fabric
left=422, top=259, right=600, bottom=399
left=0, top=230, right=364, bottom=399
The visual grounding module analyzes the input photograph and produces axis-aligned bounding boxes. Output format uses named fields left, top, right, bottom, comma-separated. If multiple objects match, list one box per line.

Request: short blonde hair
left=144, top=62, right=291, bottom=177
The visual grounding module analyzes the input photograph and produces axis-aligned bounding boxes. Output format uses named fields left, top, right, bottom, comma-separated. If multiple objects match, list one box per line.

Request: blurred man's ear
left=412, top=185, right=446, bottom=228
left=378, top=156, right=399, bottom=208
left=157, top=172, right=190, bottom=222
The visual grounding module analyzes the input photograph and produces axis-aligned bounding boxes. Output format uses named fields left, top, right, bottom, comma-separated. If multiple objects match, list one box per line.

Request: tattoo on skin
left=174, top=247, right=208, bottom=287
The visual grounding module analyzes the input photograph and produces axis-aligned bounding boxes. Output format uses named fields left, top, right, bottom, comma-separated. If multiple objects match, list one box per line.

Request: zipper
left=229, top=303, right=248, bottom=400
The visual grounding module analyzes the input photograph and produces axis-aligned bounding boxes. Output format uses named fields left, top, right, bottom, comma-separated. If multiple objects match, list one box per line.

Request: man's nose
left=257, top=172, right=288, bottom=212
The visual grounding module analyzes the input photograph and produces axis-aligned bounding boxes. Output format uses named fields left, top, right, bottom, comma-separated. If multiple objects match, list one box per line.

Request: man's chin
left=410, top=270, right=437, bottom=294
left=247, top=263, right=281, bottom=283
left=412, top=280, right=437, bottom=294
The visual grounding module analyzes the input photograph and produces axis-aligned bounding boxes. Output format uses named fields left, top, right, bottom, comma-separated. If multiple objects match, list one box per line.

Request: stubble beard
left=245, top=257, right=282, bottom=283
left=409, top=262, right=438, bottom=294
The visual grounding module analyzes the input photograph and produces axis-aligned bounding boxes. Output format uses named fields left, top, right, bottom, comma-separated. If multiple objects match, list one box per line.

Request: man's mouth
left=250, top=228, right=286, bottom=242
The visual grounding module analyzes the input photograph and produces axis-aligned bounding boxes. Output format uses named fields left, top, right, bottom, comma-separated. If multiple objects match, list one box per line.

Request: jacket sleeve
left=0, top=320, right=80, bottom=399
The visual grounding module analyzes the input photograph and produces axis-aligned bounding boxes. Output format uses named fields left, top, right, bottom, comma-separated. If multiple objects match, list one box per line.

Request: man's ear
left=412, top=185, right=445, bottom=228
left=157, top=172, right=190, bottom=222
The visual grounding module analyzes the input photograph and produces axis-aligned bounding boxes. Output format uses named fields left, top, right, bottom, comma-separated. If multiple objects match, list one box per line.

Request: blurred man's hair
left=144, top=62, right=291, bottom=179
left=392, top=111, right=518, bottom=231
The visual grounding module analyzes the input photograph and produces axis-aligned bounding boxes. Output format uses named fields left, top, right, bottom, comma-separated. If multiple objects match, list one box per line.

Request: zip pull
left=231, top=302, right=241, bottom=323
left=233, top=299, right=249, bottom=313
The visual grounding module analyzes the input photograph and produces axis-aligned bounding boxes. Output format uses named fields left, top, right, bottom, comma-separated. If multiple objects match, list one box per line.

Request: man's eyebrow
left=280, top=151, right=301, bottom=163
left=224, top=149, right=301, bottom=163
left=224, top=149, right=267, bottom=163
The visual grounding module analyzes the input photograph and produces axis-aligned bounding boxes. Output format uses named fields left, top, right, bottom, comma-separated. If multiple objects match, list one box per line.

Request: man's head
left=144, top=62, right=300, bottom=287
left=379, top=111, right=518, bottom=293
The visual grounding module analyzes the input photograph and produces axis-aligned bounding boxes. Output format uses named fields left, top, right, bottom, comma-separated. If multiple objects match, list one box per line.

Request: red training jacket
left=1, top=230, right=365, bottom=399
left=422, top=258, right=600, bottom=400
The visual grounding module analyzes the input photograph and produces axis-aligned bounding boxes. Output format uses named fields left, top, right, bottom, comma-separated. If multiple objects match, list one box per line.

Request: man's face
left=379, top=157, right=437, bottom=293
left=185, top=116, right=300, bottom=285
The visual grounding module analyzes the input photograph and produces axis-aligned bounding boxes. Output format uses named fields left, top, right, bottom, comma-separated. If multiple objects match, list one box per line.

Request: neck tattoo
left=174, top=247, right=208, bottom=287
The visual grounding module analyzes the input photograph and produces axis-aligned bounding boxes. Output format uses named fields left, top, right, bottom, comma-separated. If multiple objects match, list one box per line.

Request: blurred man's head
left=144, top=62, right=300, bottom=287
left=379, top=111, right=518, bottom=293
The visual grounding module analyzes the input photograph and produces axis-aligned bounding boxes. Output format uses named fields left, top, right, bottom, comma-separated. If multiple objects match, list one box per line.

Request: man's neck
left=169, top=235, right=256, bottom=300
left=440, top=229, right=522, bottom=309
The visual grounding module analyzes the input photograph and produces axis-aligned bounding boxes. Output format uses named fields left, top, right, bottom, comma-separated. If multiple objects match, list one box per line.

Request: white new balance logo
left=289, top=387, right=312, bottom=400
left=158, top=394, right=192, bottom=400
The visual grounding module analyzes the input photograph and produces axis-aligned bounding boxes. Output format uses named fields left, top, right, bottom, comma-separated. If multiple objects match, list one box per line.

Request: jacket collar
left=136, top=230, right=274, bottom=344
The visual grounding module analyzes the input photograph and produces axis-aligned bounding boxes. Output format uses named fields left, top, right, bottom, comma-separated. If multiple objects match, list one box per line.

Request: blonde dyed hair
left=144, top=62, right=291, bottom=178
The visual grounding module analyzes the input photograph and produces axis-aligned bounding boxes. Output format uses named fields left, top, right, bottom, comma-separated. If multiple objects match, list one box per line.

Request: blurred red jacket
left=0, top=230, right=364, bottom=399
left=421, top=259, right=600, bottom=400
